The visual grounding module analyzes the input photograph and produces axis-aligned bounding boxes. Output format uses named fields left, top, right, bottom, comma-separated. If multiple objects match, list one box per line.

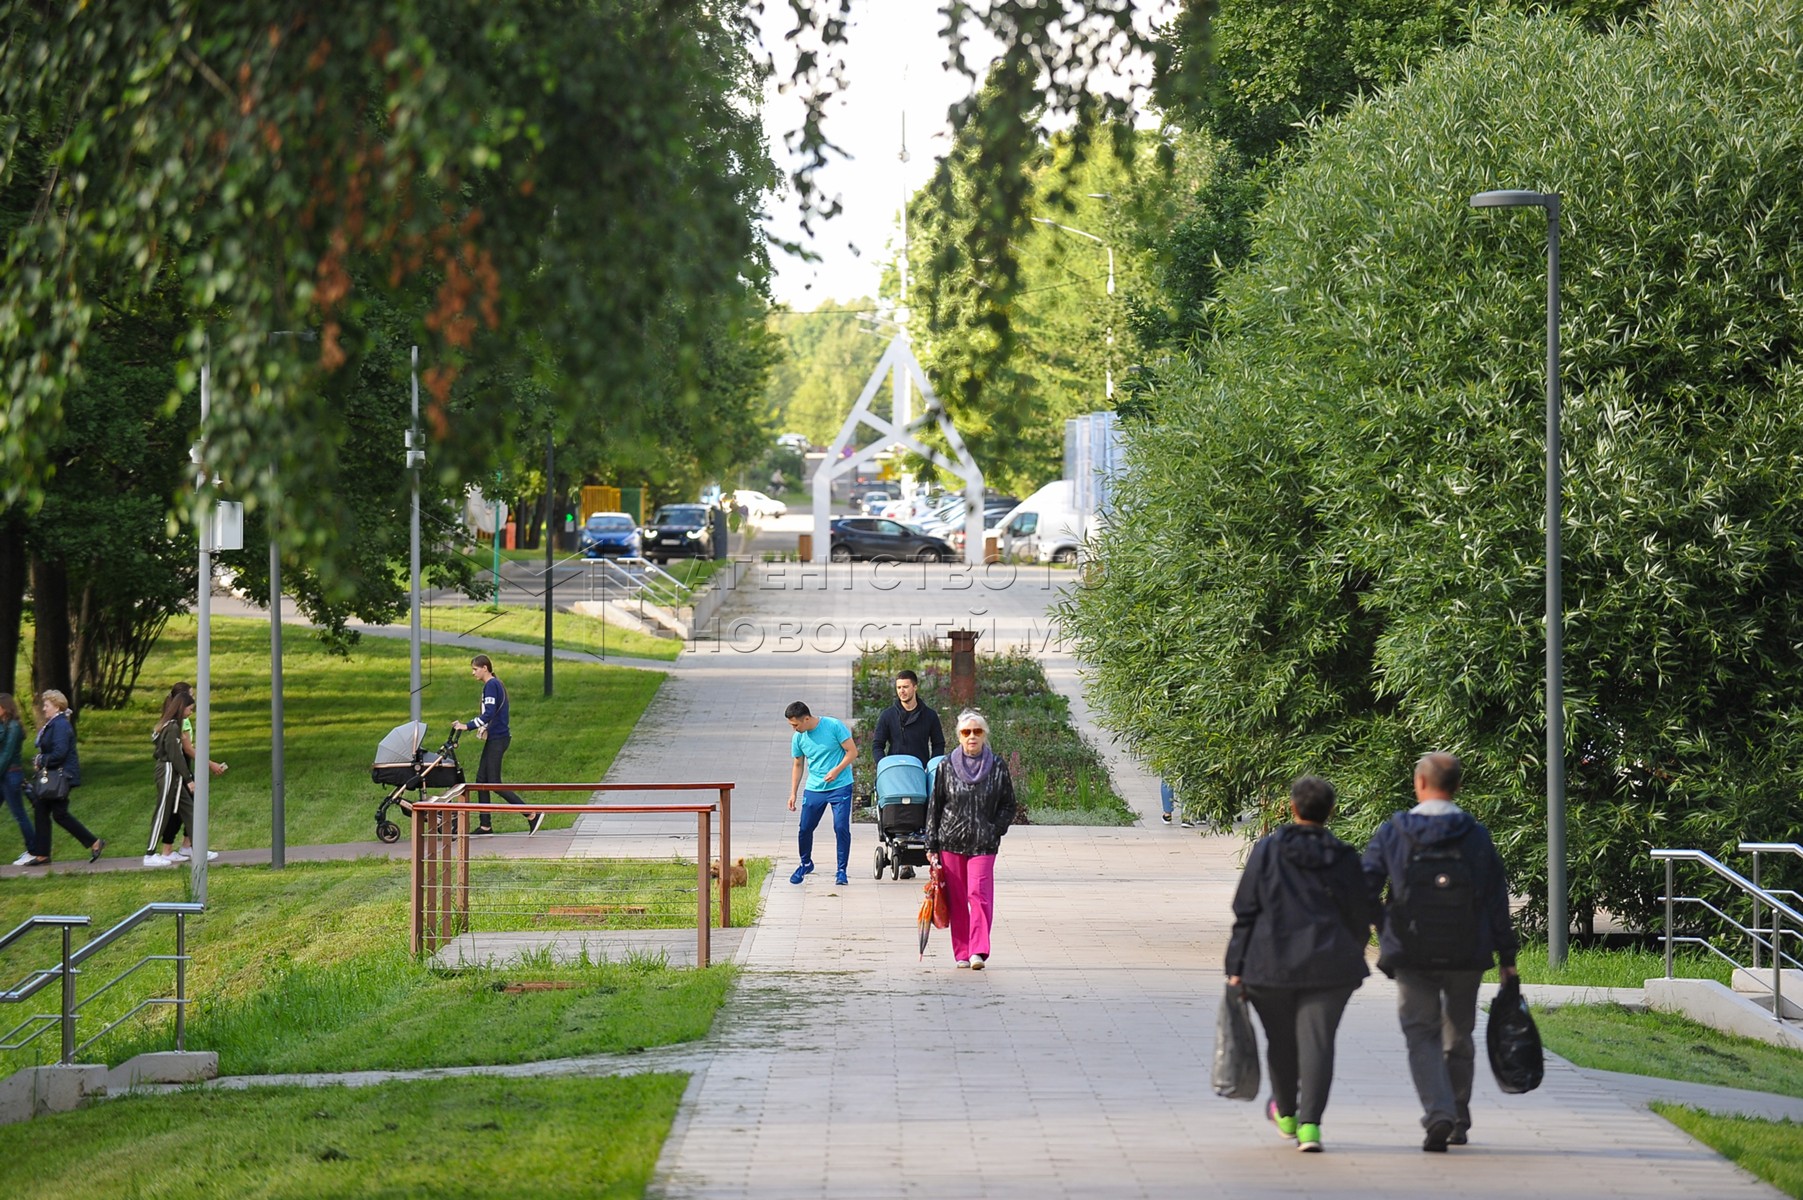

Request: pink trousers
left=940, top=851, right=996, bottom=961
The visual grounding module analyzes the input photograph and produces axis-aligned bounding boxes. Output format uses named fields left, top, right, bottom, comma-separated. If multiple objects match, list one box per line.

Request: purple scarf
left=948, top=744, right=996, bottom=784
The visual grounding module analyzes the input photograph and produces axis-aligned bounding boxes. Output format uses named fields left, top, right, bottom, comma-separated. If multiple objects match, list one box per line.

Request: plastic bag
left=1211, top=981, right=1261, bottom=1100
left=1486, top=975, right=1545, bottom=1093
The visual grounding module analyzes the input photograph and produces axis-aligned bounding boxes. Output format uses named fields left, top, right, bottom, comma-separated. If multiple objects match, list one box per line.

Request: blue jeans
left=1159, top=778, right=1175, bottom=816
left=2, top=767, right=31, bottom=851
left=798, top=784, right=853, bottom=875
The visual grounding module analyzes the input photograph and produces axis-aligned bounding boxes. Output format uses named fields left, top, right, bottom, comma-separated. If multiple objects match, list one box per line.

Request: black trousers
left=32, top=789, right=99, bottom=858
left=1246, top=983, right=1358, bottom=1126
left=472, top=734, right=526, bottom=829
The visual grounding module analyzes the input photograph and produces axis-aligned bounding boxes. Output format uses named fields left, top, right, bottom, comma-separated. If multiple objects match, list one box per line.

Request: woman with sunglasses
left=925, top=710, right=1016, bottom=970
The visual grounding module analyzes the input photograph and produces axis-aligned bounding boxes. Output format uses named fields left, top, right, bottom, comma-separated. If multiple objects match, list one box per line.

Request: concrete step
left=1646, top=976, right=1803, bottom=1047
left=1730, top=966, right=1803, bottom=1019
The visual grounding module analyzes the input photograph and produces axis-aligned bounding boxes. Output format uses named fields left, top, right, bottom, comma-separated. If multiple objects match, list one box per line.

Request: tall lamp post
left=1030, top=217, right=1115, bottom=401
left=1470, top=188, right=1566, bottom=967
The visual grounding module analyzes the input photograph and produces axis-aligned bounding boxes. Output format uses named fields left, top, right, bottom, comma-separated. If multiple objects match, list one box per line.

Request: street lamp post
left=1030, top=217, right=1115, bottom=401
left=1470, top=188, right=1566, bottom=966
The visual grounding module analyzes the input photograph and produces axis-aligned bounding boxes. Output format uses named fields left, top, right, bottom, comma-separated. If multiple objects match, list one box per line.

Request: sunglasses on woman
left=957, top=728, right=985, bottom=737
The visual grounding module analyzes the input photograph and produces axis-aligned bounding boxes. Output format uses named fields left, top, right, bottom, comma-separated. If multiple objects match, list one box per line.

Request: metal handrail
left=0, top=903, right=202, bottom=1063
left=1654, top=848, right=1802, bottom=1023
left=0, top=916, right=90, bottom=1063
left=1740, top=843, right=1803, bottom=969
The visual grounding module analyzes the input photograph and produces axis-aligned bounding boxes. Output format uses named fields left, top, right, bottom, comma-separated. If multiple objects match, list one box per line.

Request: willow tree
left=1063, top=0, right=1803, bottom=930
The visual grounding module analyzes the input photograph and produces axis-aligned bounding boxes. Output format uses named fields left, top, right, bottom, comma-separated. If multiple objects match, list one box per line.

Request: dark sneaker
left=1423, top=1119, right=1455, bottom=1152
left=1449, top=1127, right=1469, bottom=1146
left=470, top=825, right=494, bottom=836
left=834, top=870, right=848, bottom=886
left=1159, top=812, right=1173, bottom=824
left=789, top=864, right=809, bottom=885
left=527, top=811, right=545, bottom=836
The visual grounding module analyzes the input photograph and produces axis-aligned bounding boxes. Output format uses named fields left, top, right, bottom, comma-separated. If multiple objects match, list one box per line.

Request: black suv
left=641, top=504, right=714, bottom=563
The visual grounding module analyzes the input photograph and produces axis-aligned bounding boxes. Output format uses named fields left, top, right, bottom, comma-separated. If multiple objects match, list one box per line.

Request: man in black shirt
left=871, top=669, right=945, bottom=767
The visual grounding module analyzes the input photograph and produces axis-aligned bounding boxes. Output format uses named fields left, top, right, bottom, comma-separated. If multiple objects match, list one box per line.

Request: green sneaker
left=1266, top=1099, right=1298, bottom=1140
left=1297, top=1123, right=1322, bottom=1153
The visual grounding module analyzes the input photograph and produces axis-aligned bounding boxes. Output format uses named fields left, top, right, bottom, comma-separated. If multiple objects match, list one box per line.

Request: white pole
left=192, top=347, right=212, bottom=902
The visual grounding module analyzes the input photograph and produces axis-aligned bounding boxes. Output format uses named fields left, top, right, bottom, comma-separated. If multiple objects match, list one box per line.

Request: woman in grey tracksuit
left=144, top=692, right=194, bottom=866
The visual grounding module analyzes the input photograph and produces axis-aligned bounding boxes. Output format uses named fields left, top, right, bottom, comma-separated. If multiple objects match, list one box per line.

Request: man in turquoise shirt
left=785, top=700, right=858, bottom=886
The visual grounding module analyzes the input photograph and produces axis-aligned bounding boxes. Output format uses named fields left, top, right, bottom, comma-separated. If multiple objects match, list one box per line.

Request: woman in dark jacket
left=26, top=690, right=104, bottom=865
left=0, top=693, right=32, bottom=865
left=1224, top=775, right=1372, bottom=1154
left=925, top=709, right=1016, bottom=970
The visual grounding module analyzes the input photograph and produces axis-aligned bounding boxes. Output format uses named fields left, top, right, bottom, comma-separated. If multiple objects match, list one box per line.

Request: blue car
left=580, top=512, right=642, bottom=559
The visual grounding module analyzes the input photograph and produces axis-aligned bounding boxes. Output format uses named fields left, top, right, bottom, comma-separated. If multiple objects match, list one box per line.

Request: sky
left=758, top=1, right=1171, bottom=312
left=759, top=1, right=986, bottom=311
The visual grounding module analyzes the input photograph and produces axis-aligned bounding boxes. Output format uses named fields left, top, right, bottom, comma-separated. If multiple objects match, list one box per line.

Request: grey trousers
left=1394, top=968, right=1483, bottom=1131
left=1246, top=983, right=1358, bottom=1126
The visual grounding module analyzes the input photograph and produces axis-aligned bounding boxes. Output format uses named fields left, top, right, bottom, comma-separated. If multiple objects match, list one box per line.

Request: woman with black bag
left=23, top=690, right=104, bottom=866
left=1224, top=775, right=1372, bottom=1154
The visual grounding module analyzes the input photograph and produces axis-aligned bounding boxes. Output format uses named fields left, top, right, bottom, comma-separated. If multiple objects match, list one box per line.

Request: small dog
left=708, top=856, right=749, bottom=888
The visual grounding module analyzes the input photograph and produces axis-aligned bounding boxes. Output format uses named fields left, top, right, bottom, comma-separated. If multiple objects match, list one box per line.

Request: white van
left=997, top=481, right=1087, bottom=564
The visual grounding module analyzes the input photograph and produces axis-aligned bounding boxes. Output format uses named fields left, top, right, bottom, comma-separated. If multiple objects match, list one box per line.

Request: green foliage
left=850, top=643, right=1131, bottom=825
left=763, top=298, right=887, bottom=447
left=0, top=1, right=775, bottom=588
left=908, top=124, right=1148, bottom=494
left=16, top=1075, right=686, bottom=1200
left=1063, top=0, right=1803, bottom=930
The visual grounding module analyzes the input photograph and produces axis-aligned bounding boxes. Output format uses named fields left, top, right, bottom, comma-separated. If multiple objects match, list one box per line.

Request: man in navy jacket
left=1363, top=752, right=1519, bottom=1152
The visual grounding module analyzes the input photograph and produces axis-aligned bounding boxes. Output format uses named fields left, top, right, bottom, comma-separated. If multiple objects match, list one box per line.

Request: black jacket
left=1362, top=804, right=1519, bottom=974
left=871, top=700, right=945, bottom=766
left=1225, top=823, right=1373, bottom=990
left=926, top=758, right=1015, bottom=857
left=35, top=711, right=80, bottom=787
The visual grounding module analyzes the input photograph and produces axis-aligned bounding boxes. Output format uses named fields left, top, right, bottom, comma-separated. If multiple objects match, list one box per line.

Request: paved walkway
left=60, top=524, right=1796, bottom=1196
left=565, top=541, right=1783, bottom=1200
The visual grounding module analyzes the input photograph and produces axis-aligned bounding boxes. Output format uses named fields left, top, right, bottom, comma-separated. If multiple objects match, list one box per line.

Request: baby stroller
left=369, top=722, right=464, bottom=843
left=872, top=754, right=931, bottom=880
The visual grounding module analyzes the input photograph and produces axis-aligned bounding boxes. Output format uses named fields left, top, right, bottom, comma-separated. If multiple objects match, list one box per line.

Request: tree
left=764, top=298, right=887, bottom=448
left=1063, top=0, right=1803, bottom=931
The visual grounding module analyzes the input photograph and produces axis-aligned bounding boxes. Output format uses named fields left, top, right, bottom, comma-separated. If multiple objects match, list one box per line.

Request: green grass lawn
left=0, top=857, right=764, bottom=1077
left=19, top=1073, right=685, bottom=1200
left=1536, top=1004, right=1803, bottom=1098
left=1502, top=941, right=1731, bottom=988
left=1655, top=1106, right=1803, bottom=1199
left=12, top=616, right=663, bottom=853
left=420, top=604, right=682, bottom=661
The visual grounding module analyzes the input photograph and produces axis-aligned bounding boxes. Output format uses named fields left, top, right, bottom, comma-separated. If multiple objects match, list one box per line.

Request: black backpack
left=1391, top=827, right=1479, bottom=967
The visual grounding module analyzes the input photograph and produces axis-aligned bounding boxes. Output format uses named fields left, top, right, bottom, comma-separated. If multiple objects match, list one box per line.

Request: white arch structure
left=811, top=332, right=985, bottom=565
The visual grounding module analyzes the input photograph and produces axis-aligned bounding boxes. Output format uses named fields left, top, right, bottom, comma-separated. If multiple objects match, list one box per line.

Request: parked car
left=996, top=481, right=1086, bottom=564
left=579, top=511, right=642, bottom=559
left=776, top=432, right=811, bottom=452
left=733, top=488, right=787, bottom=519
left=641, top=503, right=715, bottom=562
left=829, top=517, right=955, bottom=563
left=858, top=489, right=893, bottom=516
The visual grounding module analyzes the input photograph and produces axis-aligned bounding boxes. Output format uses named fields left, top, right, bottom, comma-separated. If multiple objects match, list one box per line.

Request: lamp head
left=1471, top=189, right=1558, bottom=209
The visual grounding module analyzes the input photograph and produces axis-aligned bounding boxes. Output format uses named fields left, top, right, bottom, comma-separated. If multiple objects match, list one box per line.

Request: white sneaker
left=142, top=853, right=174, bottom=867
left=168, top=848, right=190, bottom=862
left=12, top=852, right=33, bottom=866
left=206, top=850, right=219, bottom=861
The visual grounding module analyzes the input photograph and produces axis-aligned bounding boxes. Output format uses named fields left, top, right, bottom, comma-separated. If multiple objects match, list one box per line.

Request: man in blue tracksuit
left=453, top=655, right=541, bottom=835
left=785, top=699, right=857, bottom=886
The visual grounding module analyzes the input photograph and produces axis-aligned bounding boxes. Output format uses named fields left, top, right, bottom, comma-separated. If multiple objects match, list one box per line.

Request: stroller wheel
left=873, top=845, right=886, bottom=880
left=892, top=860, right=901, bottom=880
left=376, top=820, right=402, bottom=844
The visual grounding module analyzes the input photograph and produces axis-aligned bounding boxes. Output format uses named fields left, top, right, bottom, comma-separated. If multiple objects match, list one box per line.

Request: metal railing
left=410, top=782, right=733, bottom=966
left=1740, top=843, right=1803, bottom=969
left=1653, top=848, right=1802, bottom=1022
left=0, top=903, right=204, bottom=1064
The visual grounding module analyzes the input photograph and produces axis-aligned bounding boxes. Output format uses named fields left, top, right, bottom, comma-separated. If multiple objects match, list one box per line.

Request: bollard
left=948, top=629, right=980, bottom=706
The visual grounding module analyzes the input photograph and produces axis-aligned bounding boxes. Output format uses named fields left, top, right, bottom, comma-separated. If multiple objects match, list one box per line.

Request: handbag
left=34, top=766, right=70, bottom=803
left=927, top=864, right=950, bottom=929
left=1486, top=975, right=1545, bottom=1093
left=1211, top=981, right=1261, bottom=1100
